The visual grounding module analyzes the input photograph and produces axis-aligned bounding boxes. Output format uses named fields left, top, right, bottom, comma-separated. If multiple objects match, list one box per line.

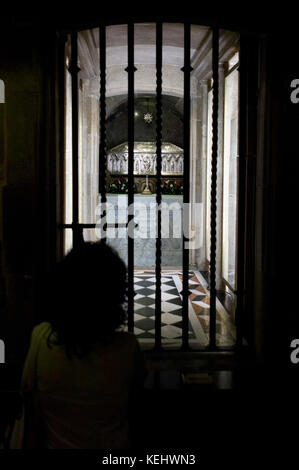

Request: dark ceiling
left=107, top=94, right=184, bottom=150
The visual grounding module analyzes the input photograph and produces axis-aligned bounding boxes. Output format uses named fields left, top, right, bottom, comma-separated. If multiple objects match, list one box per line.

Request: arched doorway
left=62, top=22, right=242, bottom=351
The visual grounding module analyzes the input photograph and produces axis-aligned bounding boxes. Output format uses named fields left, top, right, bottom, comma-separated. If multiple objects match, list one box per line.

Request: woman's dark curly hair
left=45, top=242, right=127, bottom=358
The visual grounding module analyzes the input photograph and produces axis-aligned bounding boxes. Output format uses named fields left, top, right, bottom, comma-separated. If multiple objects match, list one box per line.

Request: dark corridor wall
left=0, top=18, right=59, bottom=363
left=255, top=31, right=299, bottom=372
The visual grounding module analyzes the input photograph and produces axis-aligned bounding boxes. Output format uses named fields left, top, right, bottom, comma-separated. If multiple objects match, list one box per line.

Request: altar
left=107, top=141, right=184, bottom=194
left=103, top=141, right=185, bottom=266
left=104, top=194, right=183, bottom=266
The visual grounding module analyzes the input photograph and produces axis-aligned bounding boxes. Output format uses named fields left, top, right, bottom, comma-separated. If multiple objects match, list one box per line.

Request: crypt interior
left=0, top=14, right=299, bottom=454
left=64, top=24, right=240, bottom=349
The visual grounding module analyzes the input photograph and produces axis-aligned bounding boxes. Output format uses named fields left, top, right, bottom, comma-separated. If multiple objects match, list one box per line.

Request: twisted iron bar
left=182, top=23, right=192, bottom=351
left=99, top=25, right=107, bottom=242
left=155, top=22, right=163, bottom=350
left=209, top=27, right=219, bottom=348
left=126, top=23, right=136, bottom=333
left=70, top=32, right=81, bottom=247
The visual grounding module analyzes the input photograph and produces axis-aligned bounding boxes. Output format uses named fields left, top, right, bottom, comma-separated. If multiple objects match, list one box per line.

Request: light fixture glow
left=144, top=112, right=153, bottom=124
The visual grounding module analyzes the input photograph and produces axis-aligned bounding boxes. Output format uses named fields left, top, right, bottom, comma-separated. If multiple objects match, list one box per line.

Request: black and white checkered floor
left=124, top=269, right=236, bottom=348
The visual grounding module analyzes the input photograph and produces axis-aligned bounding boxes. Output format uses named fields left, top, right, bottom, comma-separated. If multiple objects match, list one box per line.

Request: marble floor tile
left=123, top=269, right=236, bottom=347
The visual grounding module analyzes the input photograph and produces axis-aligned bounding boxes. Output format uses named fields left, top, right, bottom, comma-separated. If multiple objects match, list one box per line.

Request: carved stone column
left=80, top=78, right=99, bottom=241
left=216, top=63, right=225, bottom=290
left=195, top=80, right=208, bottom=270
left=190, top=79, right=201, bottom=266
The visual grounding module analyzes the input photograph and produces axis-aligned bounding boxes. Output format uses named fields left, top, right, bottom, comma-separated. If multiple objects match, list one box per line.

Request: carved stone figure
left=111, top=156, right=116, bottom=173
left=143, top=156, right=151, bottom=173
left=179, top=157, right=183, bottom=172
left=107, top=142, right=183, bottom=176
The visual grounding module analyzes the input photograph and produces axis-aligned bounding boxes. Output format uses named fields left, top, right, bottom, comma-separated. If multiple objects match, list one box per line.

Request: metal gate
left=61, top=22, right=246, bottom=352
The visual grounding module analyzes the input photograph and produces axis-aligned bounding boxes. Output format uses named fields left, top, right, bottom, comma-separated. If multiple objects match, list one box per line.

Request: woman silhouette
left=21, top=242, right=146, bottom=449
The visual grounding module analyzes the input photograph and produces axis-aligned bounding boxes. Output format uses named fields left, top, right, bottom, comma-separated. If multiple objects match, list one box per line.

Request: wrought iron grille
left=62, top=22, right=245, bottom=352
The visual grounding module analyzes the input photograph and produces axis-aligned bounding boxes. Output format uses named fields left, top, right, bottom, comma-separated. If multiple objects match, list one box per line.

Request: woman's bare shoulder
left=31, top=322, right=52, bottom=341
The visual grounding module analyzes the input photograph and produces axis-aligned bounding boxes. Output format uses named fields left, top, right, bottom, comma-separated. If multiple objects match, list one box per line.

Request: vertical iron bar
left=235, top=34, right=247, bottom=348
left=127, top=23, right=136, bottom=333
left=155, top=22, right=163, bottom=350
left=209, top=27, right=219, bottom=349
left=57, top=33, right=67, bottom=261
left=182, top=23, right=191, bottom=350
left=99, top=25, right=107, bottom=243
left=70, top=33, right=80, bottom=247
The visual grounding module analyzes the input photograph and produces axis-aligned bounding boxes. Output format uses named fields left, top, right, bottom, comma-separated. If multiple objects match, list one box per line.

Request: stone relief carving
left=107, top=142, right=184, bottom=175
